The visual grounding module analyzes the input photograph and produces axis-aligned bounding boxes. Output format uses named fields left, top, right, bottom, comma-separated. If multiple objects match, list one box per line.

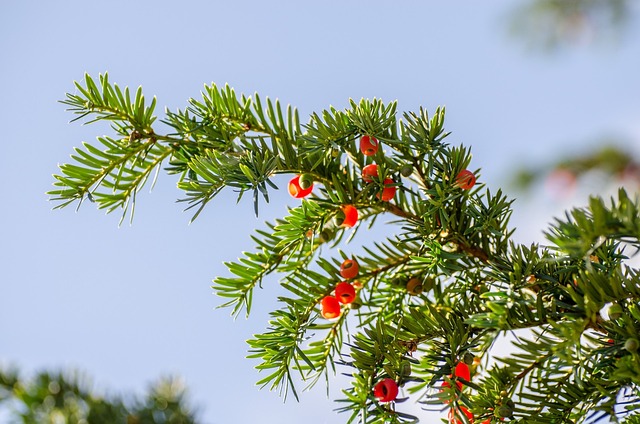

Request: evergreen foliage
left=50, top=74, right=640, bottom=423
left=0, top=367, right=195, bottom=423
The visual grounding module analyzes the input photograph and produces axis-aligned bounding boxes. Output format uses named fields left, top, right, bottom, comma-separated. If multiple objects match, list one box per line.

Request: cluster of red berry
left=442, top=360, right=502, bottom=423
left=320, top=258, right=360, bottom=319
left=288, top=135, right=398, bottom=204
left=361, top=163, right=397, bottom=201
left=443, top=362, right=474, bottom=423
left=288, top=135, right=478, bottom=410
left=289, top=135, right=476, bottom=220
left=362, top=136, right=398, bottom=201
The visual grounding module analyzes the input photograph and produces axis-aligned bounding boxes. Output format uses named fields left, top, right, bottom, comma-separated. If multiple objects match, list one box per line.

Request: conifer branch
left=51, top=75, right=640, bottom=423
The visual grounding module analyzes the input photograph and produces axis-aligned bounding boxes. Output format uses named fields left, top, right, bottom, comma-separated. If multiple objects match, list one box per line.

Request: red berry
left=337, top=205, right=358, bottom=228
left=362, top=164, right=379, bottom=183
left=377, top=178, right=397, bottom=201
left=335, top=282, right=356, bottom=304
left=360, top=135, right=379, bottom=156
left=373, top=378, right=398, bottom=403
left=455, top=169, right=476, bottom=190
left=455, top=362, right=470, bottom=382
left=448, top=406, right=474, bottom=424
left=441, top=362, right=470, bottom=396
left=339, top=258, right=359, bottom=279
left=321, top=296, right=341, bottom=320
left=288, top=175, right=313, bottom=198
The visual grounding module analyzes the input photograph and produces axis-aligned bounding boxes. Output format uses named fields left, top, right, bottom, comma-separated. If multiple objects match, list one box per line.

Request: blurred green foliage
left=0, top=367, right=196, bottom=423
left=512, top=143, right=640, bottom=193
left=509, top=0, right=632, bottom=50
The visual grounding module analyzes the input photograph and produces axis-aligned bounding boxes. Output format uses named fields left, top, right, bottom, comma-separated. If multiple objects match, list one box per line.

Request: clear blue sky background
left=1, top=1, right=639, bottom=423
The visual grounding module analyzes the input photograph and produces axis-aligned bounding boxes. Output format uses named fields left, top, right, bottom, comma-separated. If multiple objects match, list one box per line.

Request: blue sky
left=1, top=1, right=639, bottom=423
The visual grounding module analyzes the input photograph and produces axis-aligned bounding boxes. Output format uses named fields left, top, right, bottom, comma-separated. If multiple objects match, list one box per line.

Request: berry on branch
left=496, top=403, right=514, bottom=419
left=335, top=205, right=358, bottom=228
left=463, top=352, right=475, bottom=366
left=377, top=178, right=397, bottom=202
left=321, top=296, right=341, bottom=320
left=455, top=169, right=476, bottom=190
left=288, top=174, right=314, bottom=198
left=625, top=338, right=639, bottom=353
left=339, top=258, right=359, bottom=279
left=362, top=164, right=379, bottom=183
left=455, top=362, right=471, bottom=382
left=448, top=405, right=474, bottom=424
left=373, top=378, right=399, bottom=403
left=406, top=277, right=423, bottom=295
left=400, top=361, right=412, bottom=377
left=360, top=135, right=379, bottom=156
left=400, top=164, right=413, bottom=177
left=335, top=282, right=356, bottom=304
left=442, top=362, right=471, bottom=393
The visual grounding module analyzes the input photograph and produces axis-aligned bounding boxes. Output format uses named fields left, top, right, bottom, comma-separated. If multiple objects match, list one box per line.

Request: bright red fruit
left=377, top=178, right=397, bottom=201
left=321, top=296, right=341, bottom=320
left=339, top=258, right=359, bottom=279
left=338, top=205, right=359, bottom=228
left=360, top=135, right=379, bottom=156
left=288, top=175, right=313, bottom=198
left=455, top=169, right=476, bottom=190
left=455, top=362, right=470, bottom=382
left=442, top=362, right=471, bottom=395
left=373, top=378, right=398, bottom=403
left=335, top=282, right=356, bottom=304
left=362, top=164, right=379, bottom=183
left=448, top=406, right=474, bottom=424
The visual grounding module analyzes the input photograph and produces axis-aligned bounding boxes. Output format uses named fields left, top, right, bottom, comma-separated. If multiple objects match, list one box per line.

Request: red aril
left=288, top=175, right=313, bottom=198
left=321, top=296, right=341, bottom=320
left=336, top=205, right=358, bottom=228
left=362, top=164, right=379, bottom=183
left=339, top=258, right=359, bottom=279
left=373, top=378, right=398, bottom=403
left=455, top=169, right=476, bottom=190
left=448, top=406, right=474, bottom=424
left=335, top=282, right=356, bottom=304
left=377, top=178, right=397, bottom=201
left=360, top=135, right=379, bottom=156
